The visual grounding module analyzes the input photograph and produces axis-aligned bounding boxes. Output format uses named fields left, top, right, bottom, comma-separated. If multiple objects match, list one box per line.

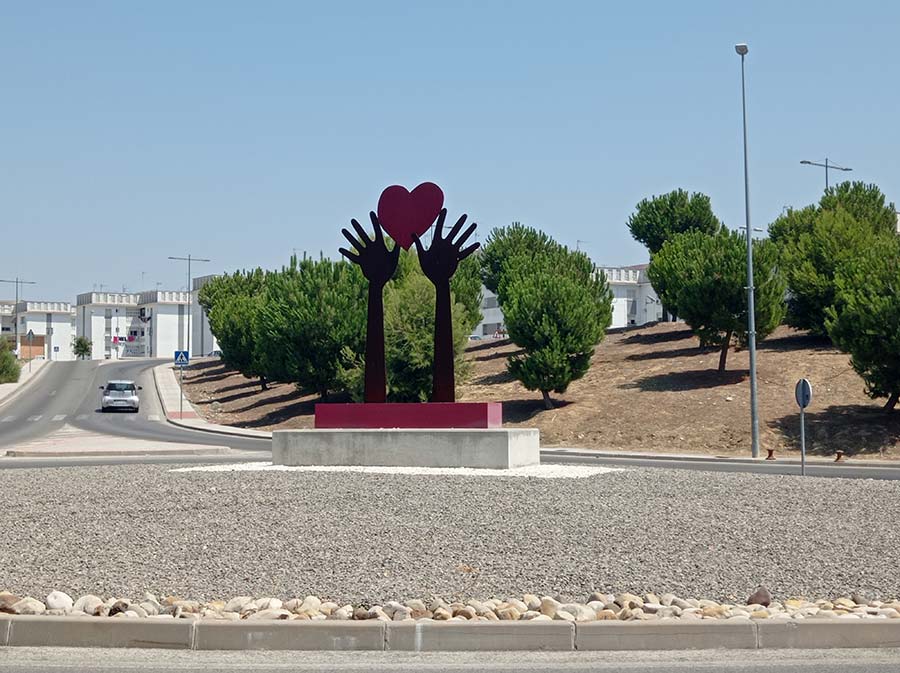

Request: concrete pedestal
left=272, top=428, right=540, bottom=469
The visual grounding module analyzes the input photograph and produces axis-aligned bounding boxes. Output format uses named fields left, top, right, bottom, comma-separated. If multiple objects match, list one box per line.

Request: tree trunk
left=541, top=390, right=554, bottom=410
left=718, top=330, right=733, bottom=372
left=885, top=391, right=899, bottom=412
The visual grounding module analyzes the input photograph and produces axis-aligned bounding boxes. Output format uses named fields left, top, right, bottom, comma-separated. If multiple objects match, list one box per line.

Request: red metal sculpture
left=339, top=183, right=478, bottom=403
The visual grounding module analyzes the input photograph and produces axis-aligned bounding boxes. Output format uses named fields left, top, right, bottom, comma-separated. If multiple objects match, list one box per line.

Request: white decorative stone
left=12, top=597, right=45, bottom=615
left=45, top=591, right=73, bottom=611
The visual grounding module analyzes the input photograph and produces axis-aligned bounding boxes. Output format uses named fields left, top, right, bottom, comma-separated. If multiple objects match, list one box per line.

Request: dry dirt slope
left=181, top=322, right=900, bottom=458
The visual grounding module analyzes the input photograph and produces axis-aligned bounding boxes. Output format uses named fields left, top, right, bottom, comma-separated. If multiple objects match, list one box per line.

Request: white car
left=99, top=380, right=142, bottom=412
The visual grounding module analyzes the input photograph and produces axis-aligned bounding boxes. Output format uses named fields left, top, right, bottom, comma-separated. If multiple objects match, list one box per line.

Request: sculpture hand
left=413, top=209, right=479, bottom=284
left=339, top=212, right=400, bottom=288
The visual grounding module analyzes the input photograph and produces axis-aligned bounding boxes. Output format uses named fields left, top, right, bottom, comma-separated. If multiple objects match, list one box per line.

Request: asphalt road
left=2, top=358, right=899, bottom=481
left=0, top=358, right=270, bottom=454
left=3, top=647, right=900, bottom=672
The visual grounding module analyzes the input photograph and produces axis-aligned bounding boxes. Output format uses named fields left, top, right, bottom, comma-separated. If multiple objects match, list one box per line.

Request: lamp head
left=735, top=43, right=749, bottom=56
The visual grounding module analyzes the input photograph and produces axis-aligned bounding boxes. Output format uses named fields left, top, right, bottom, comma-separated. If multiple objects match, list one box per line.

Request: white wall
left=19, top=308, right=75, bottom=361
left=473, top=287, right=506, bottom=337
left=191, top=299, right=218, bottom=356
left=147, top=302, right=189, bottom=360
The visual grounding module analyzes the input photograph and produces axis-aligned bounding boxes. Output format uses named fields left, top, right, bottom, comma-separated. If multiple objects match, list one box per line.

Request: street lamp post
left=0, top=277, right=37, bottom=356
left=800, top=158, right=852, bottom=190
left=735, top=43, right=760, bottom=459
left=168, top=254, right=210, bottom=358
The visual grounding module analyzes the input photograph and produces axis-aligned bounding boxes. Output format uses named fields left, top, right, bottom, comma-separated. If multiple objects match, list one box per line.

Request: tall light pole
left=0, top=277, right=37, bottom=356
left=735, top=43, right=760, bottom=459
left=800, top=158, right=852, bottom=190
left=168, top=254, right=210, bottom=358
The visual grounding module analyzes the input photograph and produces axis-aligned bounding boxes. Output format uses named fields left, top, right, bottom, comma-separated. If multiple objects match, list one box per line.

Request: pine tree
left=504, top=268, right=612, bottom=409
left=768, top=181, right=896, bottom=337
left=826, top=235, right=900, bottom=411
left=649, top=230, right=786, bottom=371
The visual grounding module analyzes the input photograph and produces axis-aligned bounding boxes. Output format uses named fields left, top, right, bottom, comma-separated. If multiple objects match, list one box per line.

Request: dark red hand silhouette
left=339, top=212, right=400, bottom=289
left=413, top=209, right=479, bottom=284
left=339, top=212, right=399, bottom=403
left=413, top=208, right=479, bottom=403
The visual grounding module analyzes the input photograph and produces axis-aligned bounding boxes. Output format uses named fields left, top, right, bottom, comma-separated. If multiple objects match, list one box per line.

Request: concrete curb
left=0, top=360, right=54, bottom=408
left=543, top=448, right=900, bottom=470
left=386, top=621, right=574, bottom=651
left=2, top=617, right=900, bottom=651
left=3, top=447, right=232, bottom=458
left=151, top=364, right=272, bottom=440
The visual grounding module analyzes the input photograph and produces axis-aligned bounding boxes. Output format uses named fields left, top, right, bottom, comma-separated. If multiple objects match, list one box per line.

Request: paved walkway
left=152, top=364, right=271, bottom=438
left=4, top=424, right=231, bottom=457
left=0, top=359, right=50, bottom=405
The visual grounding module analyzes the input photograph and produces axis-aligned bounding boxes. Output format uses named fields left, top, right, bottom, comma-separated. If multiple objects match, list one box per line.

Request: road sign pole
left=800, top=406, right=806, bottom=476
left=180, top=364, right=184, bottom=420
left=795, top=378, right=812, bottom=477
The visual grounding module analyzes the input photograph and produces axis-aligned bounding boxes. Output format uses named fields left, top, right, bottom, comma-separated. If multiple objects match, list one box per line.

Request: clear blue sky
left=3, top=1, right=898, bottom=301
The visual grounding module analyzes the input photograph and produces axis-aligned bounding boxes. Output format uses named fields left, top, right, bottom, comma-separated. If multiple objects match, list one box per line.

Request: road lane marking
left=27, top=415, right=42, bottom=422
left=49, top=390, right=57, bottom=396
left=1, top=416, right=14, bottom=422
left=124, top=416, right=136, bottom=422
left=75, top=414, right=88, bottom=420
left=148, top=414, right=160, bottom=422
left=52, top=414, right=66, bottom=422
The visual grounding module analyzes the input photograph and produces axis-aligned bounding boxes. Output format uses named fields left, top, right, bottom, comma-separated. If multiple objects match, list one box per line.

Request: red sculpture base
left=314, top=402, right=502, bottom=429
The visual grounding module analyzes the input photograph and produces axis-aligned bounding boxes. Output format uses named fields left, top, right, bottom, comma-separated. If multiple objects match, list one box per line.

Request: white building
left=75, top=285, right=217, bottom=361
left=15, top=301, right=76, bottom=361
left=600, top=264, right=663, bottom=328
left=470, top=264, right=662, bottom=336
left=138, top=290, right=191, bottom=359
left=0, top=301, right=14, bottom=341
left=192, top=275, right=220, bottom=357
left=472, top=287, right=504, bottom=337
left=75, top=292, right=143, bottom=360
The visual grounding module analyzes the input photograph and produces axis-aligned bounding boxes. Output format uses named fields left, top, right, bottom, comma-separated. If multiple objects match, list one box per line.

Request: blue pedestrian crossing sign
left=174, top=351, right=190, bottom=367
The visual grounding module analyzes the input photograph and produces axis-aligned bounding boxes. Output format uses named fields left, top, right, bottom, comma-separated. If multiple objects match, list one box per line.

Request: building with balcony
left=600, top=264, right=663, bottom=328
left=137, top=290, right=191, bottom=359
left=75, top=292, right=143, bottom=360
left=0, top=301, right=14, bottom=340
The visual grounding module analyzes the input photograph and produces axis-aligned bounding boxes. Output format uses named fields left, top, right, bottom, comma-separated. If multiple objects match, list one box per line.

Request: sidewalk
left=152, top=364, right=271, bottom=439
left=0, top=359, right=51, bottom=406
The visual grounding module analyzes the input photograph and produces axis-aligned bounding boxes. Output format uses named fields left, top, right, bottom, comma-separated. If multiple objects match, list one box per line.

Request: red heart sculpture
left=377, top=182, right=444, bottom=250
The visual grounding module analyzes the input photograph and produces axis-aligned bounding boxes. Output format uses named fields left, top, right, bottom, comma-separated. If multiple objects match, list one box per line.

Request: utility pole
left=735, top=43, right=760, bottom=459
left=0, top=277, right=37, bottom=356
left=168, top=254, right=210, bottom=358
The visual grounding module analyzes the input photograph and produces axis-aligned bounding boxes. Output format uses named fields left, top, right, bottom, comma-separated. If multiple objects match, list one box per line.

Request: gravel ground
left=2, top=464, right=899, bottom=603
